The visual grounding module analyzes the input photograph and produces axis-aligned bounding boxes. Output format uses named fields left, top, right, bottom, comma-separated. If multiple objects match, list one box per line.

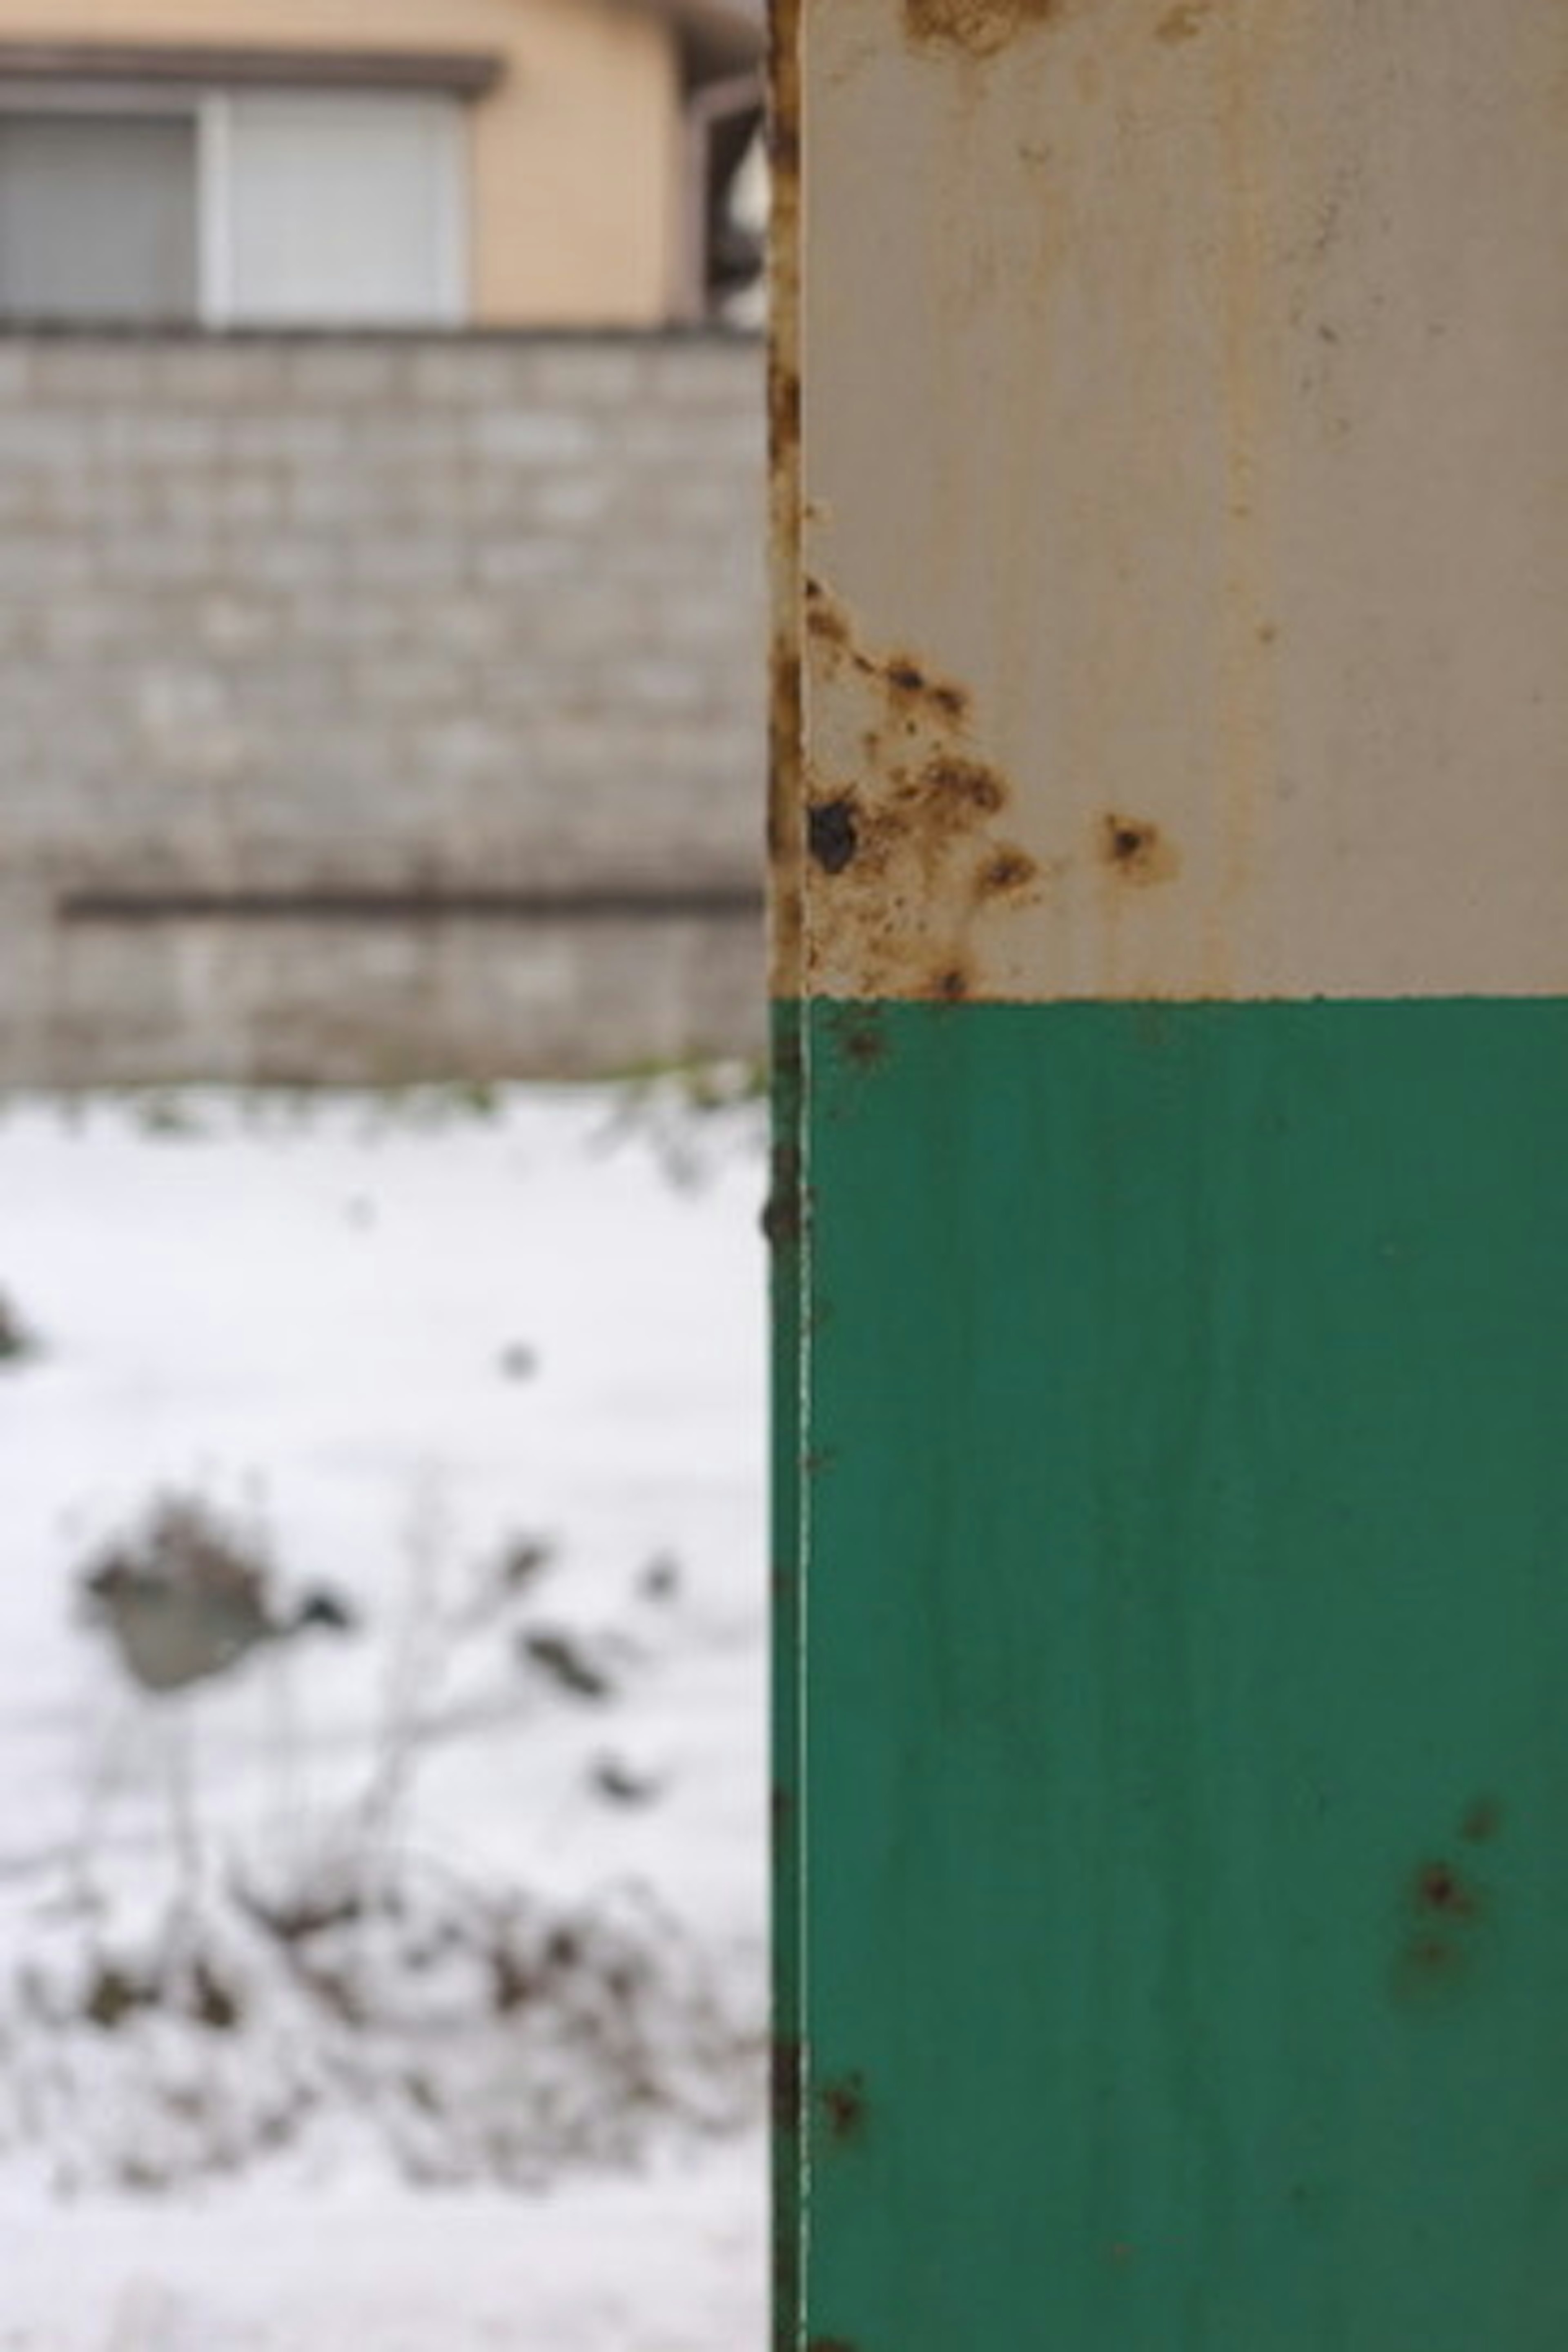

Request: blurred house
left=0, top=2, right=768, bottom=1087
left=0, top=0, right=764, bottom=327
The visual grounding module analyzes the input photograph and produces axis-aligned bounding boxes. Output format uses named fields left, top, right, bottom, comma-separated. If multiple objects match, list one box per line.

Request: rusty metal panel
left=774, top=2, right=1568, bottom=2345
left=789, top=0, right=1568, bottom=1006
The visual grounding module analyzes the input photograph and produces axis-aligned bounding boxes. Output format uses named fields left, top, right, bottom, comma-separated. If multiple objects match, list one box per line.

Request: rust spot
left=827, top=1003, right=890, bottom=1070
left=884, top=657, right=971, bottom=726
left=772, top=2036, right=804, bottom=2139
left=808, top=796, right=860, bottom=875
left=1393, top=1851, right=1488, bottom=2002
left=1415, top=1860, right=1478, bottom=1921
left=977, top=845, right=1039, bottom=897
left=806, top=581, right=851, bottom=651
left=1100, top=813, right=1180, bottom=886
left=904, top=0, right=1060, bottom=56
left=803, top=576, right=1032, bottom=995
left=1156, top=1, right=1211, bottom=40
left=922, top=756, right=1007, bottom=817
left=1461, top=1796, right=1503, bottom=1846
left=818, top=2071, right=869, bottom=2145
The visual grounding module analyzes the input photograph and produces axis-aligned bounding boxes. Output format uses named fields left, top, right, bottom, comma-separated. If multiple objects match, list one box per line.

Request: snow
left=0, top=1083, right=768, bottom=2348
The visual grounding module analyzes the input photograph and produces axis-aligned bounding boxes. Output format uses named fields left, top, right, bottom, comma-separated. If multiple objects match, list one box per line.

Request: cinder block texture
left=0, top=330, right=766, bottom=1084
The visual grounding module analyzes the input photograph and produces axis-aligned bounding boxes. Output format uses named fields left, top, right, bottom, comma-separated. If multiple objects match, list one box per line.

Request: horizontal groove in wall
left=0, top=321, right=761, bottom=349
left=56, top=885, right=765, bottom=926
left=0, top=42, right=505, bottom=96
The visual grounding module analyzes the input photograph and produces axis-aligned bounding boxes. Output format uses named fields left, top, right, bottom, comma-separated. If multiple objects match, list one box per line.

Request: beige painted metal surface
left=789, top=0, right=1568, bottom=1003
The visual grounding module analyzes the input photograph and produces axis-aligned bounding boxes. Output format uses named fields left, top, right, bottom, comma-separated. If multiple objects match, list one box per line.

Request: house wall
left=0, top=0, right=685, bottom=325
left=0, top=329, right=766, bottom=1085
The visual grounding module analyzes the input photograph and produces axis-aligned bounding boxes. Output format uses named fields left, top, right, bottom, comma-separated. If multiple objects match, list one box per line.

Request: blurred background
left=0, top=3, right=770, bottom=2344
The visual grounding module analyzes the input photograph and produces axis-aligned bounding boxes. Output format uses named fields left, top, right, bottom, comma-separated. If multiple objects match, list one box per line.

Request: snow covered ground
left=0, top=1082, right=768, bottom=2349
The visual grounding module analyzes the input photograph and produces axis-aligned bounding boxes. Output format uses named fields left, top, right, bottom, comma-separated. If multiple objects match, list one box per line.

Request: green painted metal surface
left=779, top=995, right=1568, bottom=2348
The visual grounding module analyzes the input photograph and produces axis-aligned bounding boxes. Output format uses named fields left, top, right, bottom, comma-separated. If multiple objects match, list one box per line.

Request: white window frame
left=196, top=91, right=233, bottom=327
left=0, top=77, right=469, bottom=328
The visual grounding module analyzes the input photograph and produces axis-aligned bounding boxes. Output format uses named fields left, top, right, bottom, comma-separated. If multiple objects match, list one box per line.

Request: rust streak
left=762, top=1142, right=808, bottom=1250
left=771, top=2035, right=804, bottom=2139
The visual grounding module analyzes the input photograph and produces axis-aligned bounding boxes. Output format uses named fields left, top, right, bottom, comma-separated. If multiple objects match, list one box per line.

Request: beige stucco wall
left=0, top=0, right=684, bottom=324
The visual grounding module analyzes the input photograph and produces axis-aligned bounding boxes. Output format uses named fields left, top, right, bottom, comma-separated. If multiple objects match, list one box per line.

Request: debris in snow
left=521, top=1628, right=619, bottom=1704
left=639, top=1553, right=683, bottom=1604
left=0, top=1856, right=757, bottom=2196
left=590, top=1756, right=665, bottom=1809
left=0, top=1286, right=38, bottom=1365
left=78, top=1494, right=358, bottom=1695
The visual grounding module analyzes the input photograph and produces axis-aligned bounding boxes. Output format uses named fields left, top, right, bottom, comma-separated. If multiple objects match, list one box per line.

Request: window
left=0, top=111, right=198, bottom=322
left=0, top=85, right=466, bottom=327
left=218, top=94, right=463, bottom=327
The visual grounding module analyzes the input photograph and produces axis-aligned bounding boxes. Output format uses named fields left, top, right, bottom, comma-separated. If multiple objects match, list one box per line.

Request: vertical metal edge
left=766, top=0, right=804, bottom=1007
left=766, top=2, right=806, bottom=2346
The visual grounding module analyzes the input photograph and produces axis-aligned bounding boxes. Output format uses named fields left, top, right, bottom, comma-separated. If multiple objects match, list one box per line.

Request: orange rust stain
left=802, top=581, right=1044, bottom=999
left=921, top=755, right=1005, bottom=817
left=976, top=846, right=1040, bottom=897
left=805, top=579, right=852, bottom=651
left=904, top=0, right=1062, bottom=56
left=1099, top=813, right=1180, bottom=887
left=1156, top=1, right=1211, bottom=42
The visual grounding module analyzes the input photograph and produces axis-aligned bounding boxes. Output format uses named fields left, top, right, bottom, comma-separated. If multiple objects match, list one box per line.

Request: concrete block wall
left=0, top=330, right=766, bottom=1084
